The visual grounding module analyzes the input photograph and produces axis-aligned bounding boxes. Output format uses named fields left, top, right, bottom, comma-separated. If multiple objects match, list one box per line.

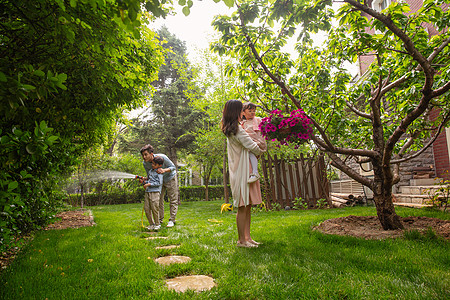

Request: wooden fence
left=260, top=153, right=330, bottom=209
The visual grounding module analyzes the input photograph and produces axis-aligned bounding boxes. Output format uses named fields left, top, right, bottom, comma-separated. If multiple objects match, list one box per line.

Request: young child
left=241, top=102, right=267, bottom=183
left=140, top=147, right=164, bottom=231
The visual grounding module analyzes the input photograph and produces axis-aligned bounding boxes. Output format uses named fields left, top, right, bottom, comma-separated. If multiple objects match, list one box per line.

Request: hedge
left=179, top=185, right=231, bottom=202
left=65, top=189, right=144, bottom=207
left=64, top=185, right=231, bottom=206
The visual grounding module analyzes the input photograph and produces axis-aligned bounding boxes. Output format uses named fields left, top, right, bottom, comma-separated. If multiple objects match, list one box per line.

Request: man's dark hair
left=153, top=156, right=164, bottom=166
left=140, top=144, right=154, bottom=155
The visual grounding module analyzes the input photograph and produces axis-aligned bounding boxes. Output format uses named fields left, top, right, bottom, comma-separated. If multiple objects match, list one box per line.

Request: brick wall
left=430, top=109, right=450, bottom=180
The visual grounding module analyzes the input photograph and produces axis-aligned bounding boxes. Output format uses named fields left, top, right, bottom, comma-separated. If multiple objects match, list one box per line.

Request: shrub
left=179, top=185, right=231, bottom=202
left=64, top=185, right=232, bottom=206
left=65, top=190, right=144, bottom=207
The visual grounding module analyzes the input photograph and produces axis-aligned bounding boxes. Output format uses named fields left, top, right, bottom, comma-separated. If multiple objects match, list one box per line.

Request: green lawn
left=1, top=201, right=448, bottom=299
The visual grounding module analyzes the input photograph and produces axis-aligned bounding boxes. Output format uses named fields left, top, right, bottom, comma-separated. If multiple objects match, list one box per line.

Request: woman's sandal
left=237, top=241, right=258, bottom=248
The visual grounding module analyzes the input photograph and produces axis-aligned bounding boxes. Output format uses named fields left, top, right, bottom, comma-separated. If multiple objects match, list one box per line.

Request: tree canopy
left=212, top=0, right=450, bottom=229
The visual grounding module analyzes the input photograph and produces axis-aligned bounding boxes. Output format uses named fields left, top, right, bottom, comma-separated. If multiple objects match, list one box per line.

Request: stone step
left=393, top=193, right=430, bottom=204
left=399, top=185, right=444, bottom=195
left=409, top=178, right=439, bottom=186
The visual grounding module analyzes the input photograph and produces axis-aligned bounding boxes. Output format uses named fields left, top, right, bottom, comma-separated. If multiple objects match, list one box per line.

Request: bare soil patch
left=1, top=210, right=94, bottom=271
left=314, top=215, right=450, bottom=240
left=44, top=209, right=95, bottom=230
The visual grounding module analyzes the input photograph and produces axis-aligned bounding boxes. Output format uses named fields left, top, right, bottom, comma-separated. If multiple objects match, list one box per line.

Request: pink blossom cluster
left=259, top=109, right=313, bottom=145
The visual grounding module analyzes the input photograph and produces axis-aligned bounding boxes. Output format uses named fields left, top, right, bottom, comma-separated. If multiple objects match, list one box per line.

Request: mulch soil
left=314, top=215, right=450, bottom=240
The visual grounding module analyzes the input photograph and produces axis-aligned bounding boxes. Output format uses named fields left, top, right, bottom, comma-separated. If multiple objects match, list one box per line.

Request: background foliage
left=0, top=0, right=165, bottom=252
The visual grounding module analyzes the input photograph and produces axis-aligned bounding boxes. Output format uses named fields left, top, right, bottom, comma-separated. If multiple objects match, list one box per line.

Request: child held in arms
left=241, top=102, right=267, bottom=183
left=140, top=150, right=164, bottom=231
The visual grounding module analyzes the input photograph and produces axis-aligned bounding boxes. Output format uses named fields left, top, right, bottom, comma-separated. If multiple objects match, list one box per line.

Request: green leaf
left=34, top=70, right=45, bottom=77
left=182, top=6, right=190, bottom=16
left=223, top=0, right=234, bottom=8
left=0, top=71, right=7, bottom=82
left=46, top=136, right=59, bottom=144
left=20, top=170, right=33, bottom=179
left=56, top=82, right=67, bottom=90
left=0, top=135, right=10, bottom=144
left=128, top=7, right=137, bottom=21
left=21, top=84, right=35, bottom=91
left=57, top=73, right=68, bottom=82
left=66, top=29, right=75, bottom=42
left=8, top=181, right=18, bottom=191
left=55, top=0, right=66, bottom=11
left=39, top=120, right=47, bottom=131
left=26, top=144, right=37, bottom=154
left=12, top=128, right=23, bottom=136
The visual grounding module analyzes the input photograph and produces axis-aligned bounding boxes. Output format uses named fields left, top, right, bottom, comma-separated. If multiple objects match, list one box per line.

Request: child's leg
left=150, top=192, right=160, bottom=226
left=249, top=152, right=259, bottom=176
left=144, top=192, right=154, bottom=225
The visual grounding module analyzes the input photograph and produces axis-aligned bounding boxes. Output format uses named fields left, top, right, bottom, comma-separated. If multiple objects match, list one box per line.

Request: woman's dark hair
left=221, top=100, right=242, bottom=137
left=140, top=144, right=154, bottom=155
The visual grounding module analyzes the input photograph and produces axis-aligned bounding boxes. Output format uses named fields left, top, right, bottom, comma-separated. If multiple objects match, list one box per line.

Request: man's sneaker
left=146, top=225, right=154, bottom=231
left=248, top=174, right=260, bottom=183
left=153, top=225, right=161, bottom=230
left=167, top=221, right=175, bottom=228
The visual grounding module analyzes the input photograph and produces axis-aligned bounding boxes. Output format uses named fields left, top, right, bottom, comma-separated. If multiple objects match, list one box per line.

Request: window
left=372, top=0, right=391, bottom=12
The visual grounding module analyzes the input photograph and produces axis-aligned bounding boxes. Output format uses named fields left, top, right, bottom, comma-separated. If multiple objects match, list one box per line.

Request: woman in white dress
left=221, top=100, right=266, bottom=248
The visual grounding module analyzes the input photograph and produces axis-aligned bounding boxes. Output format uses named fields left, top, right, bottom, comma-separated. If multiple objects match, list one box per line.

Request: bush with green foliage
left=66, top=189, right=144, bottom=207
left=0, top=0, right=164, bottom=252
left=0, top=121, right=62, bottom=252
left=179, top=185, right=231, bottom=202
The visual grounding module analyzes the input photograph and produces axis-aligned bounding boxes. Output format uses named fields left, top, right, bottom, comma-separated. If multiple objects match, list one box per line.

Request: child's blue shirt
left=145, top=168, right=163, bottom=193
left=143, top=154, right=177, bottom=183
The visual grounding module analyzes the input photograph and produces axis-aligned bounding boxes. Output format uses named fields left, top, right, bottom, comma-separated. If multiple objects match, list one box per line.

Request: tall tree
left=146, top=26, right=204, bottom=165
left=190, top=50, right=236, bottom=199
left=212, top=0, right=450, bottom=229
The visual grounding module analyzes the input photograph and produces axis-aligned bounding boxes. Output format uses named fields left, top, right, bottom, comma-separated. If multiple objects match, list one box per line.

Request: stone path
left=165, top=275, right=217, bottom=292
left=155, top=245, right=180, bottom=250
left=145, top=236, right=168, bottom=240
left=155, top=255, right=191, bottom=266
left=145, top=231, right=216, bottom=293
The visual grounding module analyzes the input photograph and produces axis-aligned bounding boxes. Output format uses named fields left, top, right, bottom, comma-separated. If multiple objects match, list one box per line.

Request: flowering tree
left=212, top=0, right=450, bottom=230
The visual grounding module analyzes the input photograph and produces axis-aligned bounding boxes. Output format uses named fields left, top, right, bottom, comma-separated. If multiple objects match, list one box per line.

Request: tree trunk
left=372, top=168, right=404, bottom=230
left=106, top=138, right=117, bottom=156
left=365, top=151, right=404, bottom=230
left=373, top=194, right=404, bottom=230
left=80, top=183, right=84, bottom=209
left=166, top=147, right=178, bottom=167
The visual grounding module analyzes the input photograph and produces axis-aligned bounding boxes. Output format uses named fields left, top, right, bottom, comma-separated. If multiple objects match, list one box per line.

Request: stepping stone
left=155, top=245, right=180, bottom=250
left=155, top=255, right=191, bottom=266
left=142, top=231, right=158, bottom=236
left=145, top=236, right=168, bottom=240
left=165, top=275, right=216, bottom=292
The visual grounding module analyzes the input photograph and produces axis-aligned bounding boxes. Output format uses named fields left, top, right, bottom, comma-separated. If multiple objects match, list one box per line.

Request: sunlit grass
left=1, top=201, right=448, bottom=299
